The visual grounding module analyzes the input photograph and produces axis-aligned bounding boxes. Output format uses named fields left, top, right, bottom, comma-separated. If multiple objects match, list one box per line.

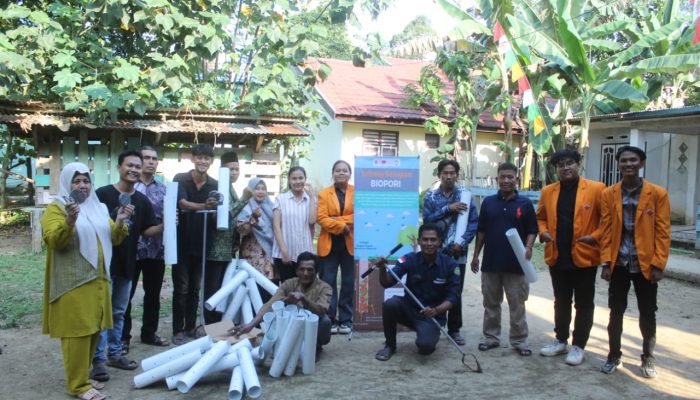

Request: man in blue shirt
left=470, top=162, right=538, bottom=356
left=373, top=223, right=460, bottom=361
left=422, top=159, right=478, bottom=346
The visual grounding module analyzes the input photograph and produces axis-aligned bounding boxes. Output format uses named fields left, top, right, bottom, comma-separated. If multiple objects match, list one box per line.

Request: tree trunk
left=0, top=129, right=14, bottom=209
left=522, top=141, right=534, bottom=190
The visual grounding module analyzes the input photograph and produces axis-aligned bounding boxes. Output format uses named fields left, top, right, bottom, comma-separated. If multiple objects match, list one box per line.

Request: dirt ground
left=1, top=231, right=699, bottom=400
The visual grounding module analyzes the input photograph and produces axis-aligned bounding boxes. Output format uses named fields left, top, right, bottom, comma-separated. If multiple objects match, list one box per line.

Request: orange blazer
left=317, top=184, right=354, bottom=257
left=599, top=180, right=670, bottom=280
left=537, top=178, right=606, bottom=268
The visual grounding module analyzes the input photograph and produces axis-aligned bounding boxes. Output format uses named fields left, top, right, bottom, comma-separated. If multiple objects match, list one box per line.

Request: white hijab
left=56, top=162, right=113, bottom=270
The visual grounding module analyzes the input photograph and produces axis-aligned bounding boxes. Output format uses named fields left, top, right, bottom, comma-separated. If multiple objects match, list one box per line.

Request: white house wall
left=298, top=108, right=343, bottom=191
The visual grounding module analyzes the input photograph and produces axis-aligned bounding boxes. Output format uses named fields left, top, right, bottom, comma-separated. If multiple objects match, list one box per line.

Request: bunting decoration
left=493, top=21, right=544, bottom=136
left=693, top=0, right=700, bottom=46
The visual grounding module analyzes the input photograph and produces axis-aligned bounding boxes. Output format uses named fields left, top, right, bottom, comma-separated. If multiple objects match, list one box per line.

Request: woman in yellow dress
left=41, top=162, right=132, bottom=400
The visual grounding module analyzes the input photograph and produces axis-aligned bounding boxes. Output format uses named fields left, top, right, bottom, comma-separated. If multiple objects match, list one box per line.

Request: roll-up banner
left=353, top=156, right=419, bottom=331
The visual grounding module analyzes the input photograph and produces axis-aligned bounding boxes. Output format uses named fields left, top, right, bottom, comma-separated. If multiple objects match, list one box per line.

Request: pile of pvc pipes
left=263, top=302, right=319, bottom=378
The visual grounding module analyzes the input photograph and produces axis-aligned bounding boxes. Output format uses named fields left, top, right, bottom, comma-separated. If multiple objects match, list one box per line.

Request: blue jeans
left=93, top=275, right=132, bottom=363
left=320, top=246, right=354, bottom=325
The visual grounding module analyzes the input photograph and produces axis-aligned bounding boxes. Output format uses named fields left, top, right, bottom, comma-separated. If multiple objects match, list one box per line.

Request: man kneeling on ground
left=374, top=223, right=460, bottom=361
left=230, top=251, right=333, bottom=358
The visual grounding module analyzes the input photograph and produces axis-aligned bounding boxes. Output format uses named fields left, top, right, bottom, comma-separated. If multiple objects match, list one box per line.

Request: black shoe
left=600, top=357, right=621, bottom=374
left=641, top=355, right=657, bottom=379
left=375, top=345, right=396, bottom=361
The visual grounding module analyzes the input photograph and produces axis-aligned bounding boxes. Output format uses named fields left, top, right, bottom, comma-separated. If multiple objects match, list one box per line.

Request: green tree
left=389, top=15, right=437, bottom=59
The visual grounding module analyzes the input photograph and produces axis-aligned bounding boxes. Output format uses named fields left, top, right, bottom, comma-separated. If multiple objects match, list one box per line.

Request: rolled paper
left=133, top=350, right=202, bottom=388
left=223, top=285, right=248, bottom=321
left=505, top=228, right=538, bottom=283
left=269, top=314, right=304, bottom=378
left=141, top=336, right=212, bottom=371
left=163, top=182, right=179, bottom=265
left=302, top=312, right=319, bottom=374
left=206, top=269, right=249, bottom=311
left=238, top=346, right=262, bottom=399
left=228, top=366, right=244, bottom=400
left=165, top=372, right=185, bottom=391
left=245, top=278, right=264, bottom=314
left=283, top=327, right=304, bottom=377
left=238, top=260, right=278, bottom=295
left=215, top=260, right=239, bottom=313
left=217, top=167, right=230, bottom=231
left=176, top=340, right=231, bottom=393
left=241, top=295, right=254, bottom=324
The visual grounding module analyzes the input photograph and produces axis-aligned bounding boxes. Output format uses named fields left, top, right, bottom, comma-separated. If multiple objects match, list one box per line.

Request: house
left=300, top=58, right=519, bottom=192
left=580, top=106, right=700, bottom=255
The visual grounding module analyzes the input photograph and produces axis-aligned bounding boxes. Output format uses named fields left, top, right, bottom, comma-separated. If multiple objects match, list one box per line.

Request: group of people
left=41, top=143, right=669, bottom=400
left=372, top=146, right=669, bottom=383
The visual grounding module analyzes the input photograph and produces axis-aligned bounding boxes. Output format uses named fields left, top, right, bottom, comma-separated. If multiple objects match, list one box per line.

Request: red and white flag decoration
left=693, top=0, right=700, bottom=46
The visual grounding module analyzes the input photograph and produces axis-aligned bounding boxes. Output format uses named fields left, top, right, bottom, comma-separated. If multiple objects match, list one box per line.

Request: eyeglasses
left=556, top=160, right=577, bottom=169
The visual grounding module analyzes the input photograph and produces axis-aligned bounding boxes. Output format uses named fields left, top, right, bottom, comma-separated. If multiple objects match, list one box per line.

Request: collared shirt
left=207, top=187, right=248, bottom=261
left=382, top=251, right=460, bottom=324
left=135, top=178, right=166, bottom=260
left=174, top=170, right=218, bottom=258
left=257, top=276, right=332, bottom=316
left=477, top=190, right=538, bottom=274
left=272, top=191, right=314, bottom=260
left=555, top=178, right=578, bottom=270
left=422, top=186, right=478, bottom=248
left=616, top=181, right=643, bottom=273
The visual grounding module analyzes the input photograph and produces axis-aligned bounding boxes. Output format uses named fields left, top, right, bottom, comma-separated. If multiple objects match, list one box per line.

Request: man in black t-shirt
left=90, top=150, right=161, bottom=382
left=171, top=144, right=218, bottom=345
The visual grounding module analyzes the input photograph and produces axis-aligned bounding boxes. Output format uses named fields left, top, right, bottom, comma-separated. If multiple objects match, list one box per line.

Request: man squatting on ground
left=373, top=223, right=460, bottom=361
left=471, top=162, right=538, bottom=356
left=172, top=144, right=220, bottom=345
left=91, top=150, right=162, bottom=381
left=536, top=149, right=605, bottom=365
left=121, top=146, right=170, bottom=355
left=230, top=251, right=333, bottom=359
left=422, top=159, right=478, bottom=346
left=598, top=145, right=670, bottom=378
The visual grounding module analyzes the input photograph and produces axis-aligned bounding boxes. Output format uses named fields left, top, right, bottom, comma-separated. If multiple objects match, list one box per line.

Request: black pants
left=122, top=258, right=166, bottom=343
left=383, top=296, right=440, bottom=354
left=607, top=266, right=658, bottom=359
left=274, top=258, right=297, bottom=283
left=203, top=260, right=229, bottom=324
left=172, top=255, right=203, bottom=334
left=447, top=262, right=466, bottom=333
left=549, top=266, right=597, bottom=348
left=320, top=246, right=355, bottom=325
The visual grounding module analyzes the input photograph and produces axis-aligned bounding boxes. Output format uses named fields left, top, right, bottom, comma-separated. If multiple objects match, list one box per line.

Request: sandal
left=515, top=347, right=533, bottom=357
left=88, top=379, right=105, bottom=390
left=478, top=342, right=499, bottom=351
left=375, top=345, right=396, bottom=361
left=449, top=332, right=466, bottom=346
left=76, top=388, right=105, bottom=400
left=89, top=364, right=110, bottom=382
left=141, top=335, right=170, bottom=347
left=107, top=355, right=138, bottom=370
left=121, top=340, right=129, bottom=356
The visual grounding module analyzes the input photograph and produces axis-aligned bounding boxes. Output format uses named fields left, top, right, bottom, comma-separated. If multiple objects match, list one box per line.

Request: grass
left=0, top=251, right=46, bottom=328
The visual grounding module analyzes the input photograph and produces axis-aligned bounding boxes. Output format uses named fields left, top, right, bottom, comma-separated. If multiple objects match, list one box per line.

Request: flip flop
left=76, top=388, right=105, bottom=400
left=89, top=365, right=110, bottom=382
left=515, top=347, right=533, bottom=357
left=478, top=342, right=499, bottom=351
left=88, top=379, right=105, bottom=390
left=375, top=346, right=396, bottom=361
left=141, top=335, right=170, bottom=346
left=107, top=355, right=138, bottom=370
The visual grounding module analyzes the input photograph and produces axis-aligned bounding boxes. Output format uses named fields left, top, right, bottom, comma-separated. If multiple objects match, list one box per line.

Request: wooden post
left=26, top=207, right=45, bottom=253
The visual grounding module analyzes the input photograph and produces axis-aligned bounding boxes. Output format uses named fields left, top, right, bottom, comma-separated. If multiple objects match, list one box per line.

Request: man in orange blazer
left=536, top=149, right=605, bottom=366
left=598, top=146, right=670, bottom=379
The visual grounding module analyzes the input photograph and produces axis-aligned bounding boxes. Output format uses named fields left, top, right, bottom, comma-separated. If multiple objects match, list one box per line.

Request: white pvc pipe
left=163, top=182, right=178, bottom=265
left=228, top=366, right=244, bottom=400
left=176, top=340, right=231, bottom=393
left=269, top=314, right=304, bottom=378
left=505, top=228, right=538, bottom=283
left=251, top=345, right=266, bottom=365
left=283, top=327, right=304, bottom=376
left=223, top=284, right=248, bottom=321
left=259, top=314, right=277, bottom=358
left=261, top=310, right=275, bottom=333
left=133, top=350, right=202, bottom=388
left=165, top=372, right=185, bottom=391
left=238, top=346, right=262, bottom=399
left=165, top=352, right=240, bottom=391
left=228, top=338, right=253, bottom=354
left=273, top=311, right=290, bottom=359
left=241, top=295, right=254, bottom=324
left=302, top=312, right=319, bottom=374
left=217, top=167, right=230, bottom=231
left=206, top=270, right=249, bottom=311
left=215, top=260, right=238, bottom=313
left=141, top=336, right=212, bottom=371
left=284, top=303, right=299, bottom=315
left=238, top=260, right=278, bottom=295
left=452, top=191, right=472, bottom=243
left=245, top=278, right=264, bottom=313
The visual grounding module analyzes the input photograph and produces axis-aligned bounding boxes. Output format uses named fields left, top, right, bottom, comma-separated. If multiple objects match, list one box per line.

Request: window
left=362, top=130, right=398, bottom=156
left=425, top=133, right=439, bottom=149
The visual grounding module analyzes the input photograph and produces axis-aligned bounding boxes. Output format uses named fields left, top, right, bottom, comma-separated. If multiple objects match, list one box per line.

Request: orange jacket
left=599, top=180, right=670, bottom=280
left=537, top=178, right=606, bottom=268
left=317, top=184, right=354, bottom=257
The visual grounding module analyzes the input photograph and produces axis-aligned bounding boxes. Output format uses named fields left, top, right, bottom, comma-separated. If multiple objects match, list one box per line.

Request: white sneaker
left=565, top=345, right=585, bottom=366
left=540, top=340, right=568, bottom=357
